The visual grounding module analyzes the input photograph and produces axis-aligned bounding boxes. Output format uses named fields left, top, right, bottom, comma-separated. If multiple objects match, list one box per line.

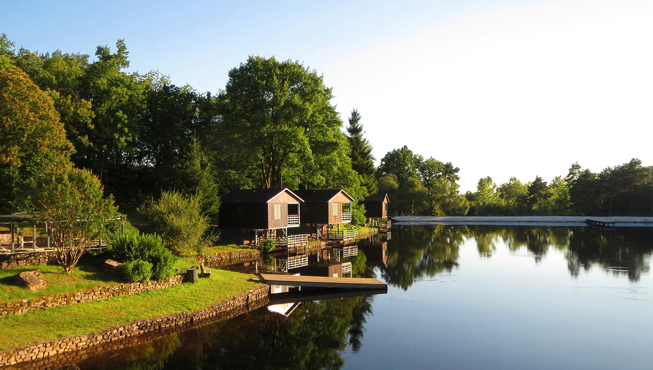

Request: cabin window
left=333, top=202, right=338, bottom=216
left=274, top=204, right=281, bottom=220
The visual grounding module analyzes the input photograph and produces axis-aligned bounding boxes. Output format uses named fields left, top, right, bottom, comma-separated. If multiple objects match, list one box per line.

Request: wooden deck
left=259, top=273, right=387, bottom=290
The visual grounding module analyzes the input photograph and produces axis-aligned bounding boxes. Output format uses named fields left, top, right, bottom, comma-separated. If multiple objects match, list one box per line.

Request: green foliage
left=120, top=259, right=153, bottom=283
left=261, top=238, right=276, bottom=253
left=216, top=56, right=357, bottom=191
left=26, top=167, right=119, bottom=273
left=108, top=229, right=177, bottom=280
left=139, top=191, right=210, bottom=256
left=0, top=58, right=75, bottom=213
left=377, top=146, right=467, bottom=215
left=346, top=109, right=378, bottom=194
left=352, top=203, right=367, bottom=225
left=172, top=138, right=221, bottom=220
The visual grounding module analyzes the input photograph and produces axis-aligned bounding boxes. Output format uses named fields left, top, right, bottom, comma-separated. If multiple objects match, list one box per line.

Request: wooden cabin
left=362, top=193, right=390, bottom=220
left=219, top=188, right=304, bottom=246
left=293, top=190, right=354, bottom=240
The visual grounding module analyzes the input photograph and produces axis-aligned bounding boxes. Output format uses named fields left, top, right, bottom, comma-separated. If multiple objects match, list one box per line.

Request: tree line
left=2, top=33, right=651, bottom=229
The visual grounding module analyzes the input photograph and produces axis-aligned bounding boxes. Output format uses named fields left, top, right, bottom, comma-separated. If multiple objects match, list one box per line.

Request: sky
left=2, top=0, right=652, bottom=192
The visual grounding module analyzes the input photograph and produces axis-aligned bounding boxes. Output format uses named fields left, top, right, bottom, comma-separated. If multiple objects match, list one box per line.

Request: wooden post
left=186, top=268, right=198, bottom=283
left=10, top=223, right=14, bottom=253
left=45, top=223, right=51, bottom=249
left=32, top=226, right=36, bottom=251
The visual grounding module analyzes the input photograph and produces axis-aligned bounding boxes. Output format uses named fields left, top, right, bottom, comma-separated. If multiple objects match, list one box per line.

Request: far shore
left=391, top=216, right=653, bottom=227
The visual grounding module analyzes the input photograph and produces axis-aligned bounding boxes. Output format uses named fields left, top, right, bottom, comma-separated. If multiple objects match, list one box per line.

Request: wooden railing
left=328, top=229, right=358, bottom=240
left=342, top=261, right=352, bottom=276
left=342, top=212, right=352, bottom=222
left=277, top=254, right=309, bottom=272
left=278, top=234, right=308, bottom=247
left=287, top=214, right=300, bottom=226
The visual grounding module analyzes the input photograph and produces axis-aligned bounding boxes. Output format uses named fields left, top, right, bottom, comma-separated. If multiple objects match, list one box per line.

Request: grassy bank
left=0, top=269, right=259, bottom=351
left=0, top=263, right=119, bottom=303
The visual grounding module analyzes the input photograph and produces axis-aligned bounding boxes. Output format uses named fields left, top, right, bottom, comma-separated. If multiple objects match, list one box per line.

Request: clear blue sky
left=3, top=0, right=652, bottom=192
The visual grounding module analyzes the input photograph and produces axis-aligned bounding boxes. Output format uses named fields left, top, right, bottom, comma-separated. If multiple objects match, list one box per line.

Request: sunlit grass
left=0, top=270, right=260, bottom=351
left=0, top=263, right=120, bottom=303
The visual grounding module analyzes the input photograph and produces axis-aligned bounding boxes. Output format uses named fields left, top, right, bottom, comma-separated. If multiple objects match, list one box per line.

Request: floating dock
left=259, top=273, right=387, bottom=290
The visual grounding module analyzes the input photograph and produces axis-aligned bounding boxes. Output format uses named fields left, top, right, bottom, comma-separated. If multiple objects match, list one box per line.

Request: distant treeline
left=1, top=35, right=650, bottom=219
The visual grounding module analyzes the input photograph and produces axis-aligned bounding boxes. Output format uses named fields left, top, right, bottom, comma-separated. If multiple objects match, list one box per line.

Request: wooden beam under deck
left=259, top=273, right=387, bottom=290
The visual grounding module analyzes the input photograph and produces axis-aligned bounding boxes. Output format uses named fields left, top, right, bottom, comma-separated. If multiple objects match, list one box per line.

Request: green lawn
left=0, top=263, right=120, bottom=303
left=0, top=269, right=260, bottom=351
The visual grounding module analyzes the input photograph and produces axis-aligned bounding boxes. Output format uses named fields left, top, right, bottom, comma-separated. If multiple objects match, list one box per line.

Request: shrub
left=108, top=230, right=177, bottom=281
left=121, top=259, right=153, bottom=282
left=150, top=248, right=177, bottom=280
left=261, top=238, right=276, bottom=253
left=139, top=191, right=211, bottom=256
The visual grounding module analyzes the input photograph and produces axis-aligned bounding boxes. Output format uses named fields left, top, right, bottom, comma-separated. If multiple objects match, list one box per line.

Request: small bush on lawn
left=121, top=260, right=153, bottom=282
left=108, top=230, right=177, bottom=281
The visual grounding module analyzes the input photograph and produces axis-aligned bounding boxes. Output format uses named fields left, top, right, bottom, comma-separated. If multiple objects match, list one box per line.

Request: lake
left=73, top=225, right=653, bottom=369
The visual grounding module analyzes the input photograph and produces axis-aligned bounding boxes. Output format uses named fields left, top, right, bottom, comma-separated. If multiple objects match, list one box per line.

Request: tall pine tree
left=346, top=109, right=378, bottom=194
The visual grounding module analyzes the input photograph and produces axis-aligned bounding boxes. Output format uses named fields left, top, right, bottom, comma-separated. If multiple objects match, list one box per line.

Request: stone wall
left=0, top=285, right=270, bottom=368
left=204, top=249, right=260, bottom=267
left=0, top=275, right=184, bottom=317
left=0, top=251, right=58, bottom=270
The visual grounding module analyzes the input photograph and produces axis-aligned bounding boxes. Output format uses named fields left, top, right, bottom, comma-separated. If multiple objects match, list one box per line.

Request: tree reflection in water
left=381, top=225, right=465, bottom=290
left=76, top=295, right=374, bottom=370
left=383, top=225, right=653, bottom=287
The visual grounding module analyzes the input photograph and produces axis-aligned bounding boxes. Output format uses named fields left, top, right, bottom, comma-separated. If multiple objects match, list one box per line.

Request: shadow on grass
left=0, top=275, right=17, bottom=288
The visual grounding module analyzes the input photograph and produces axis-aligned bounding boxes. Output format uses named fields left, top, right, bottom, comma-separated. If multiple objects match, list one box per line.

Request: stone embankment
left=0, top=252, right=57, bottom=270
left=0, top=275, right=184, bottom=317
left=0, top=285, right=270, bottom=368
left=203, top=249, right=260, bottom=267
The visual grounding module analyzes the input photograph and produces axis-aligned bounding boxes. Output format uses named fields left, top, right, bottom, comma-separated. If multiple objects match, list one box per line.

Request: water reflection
left=75, top=295, right=374, bottom=370
left=382, top=225, right=653, bottom=289
left=36, top=226, right=653, bottom=369
left=380, top=225, right=463, bottom=290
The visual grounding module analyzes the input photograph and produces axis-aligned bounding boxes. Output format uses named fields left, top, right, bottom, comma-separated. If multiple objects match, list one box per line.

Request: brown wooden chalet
left=219, top=188, right=303, bottom=246
left=293, top=190, right=354, bottom=240
left=362, top=193, right=389, bottom=219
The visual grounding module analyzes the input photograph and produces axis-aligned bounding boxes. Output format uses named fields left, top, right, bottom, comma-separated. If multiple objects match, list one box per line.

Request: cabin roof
left=221, top=188, right=304, bottom=204
left=364, top=193, right=389, bottom=203
left=293, top=190, right=354, bottom=202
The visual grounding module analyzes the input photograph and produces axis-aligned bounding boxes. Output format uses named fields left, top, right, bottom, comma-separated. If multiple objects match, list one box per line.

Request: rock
left=104, top=259, right=122, bottom=274
left=15, top=270, right=47, bottom=292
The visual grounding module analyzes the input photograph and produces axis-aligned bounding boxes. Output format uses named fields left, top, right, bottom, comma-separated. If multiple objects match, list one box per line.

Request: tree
left=139, top=191, right=210, bottom=256
left=346, top=109, right=377, bottom=194
left=527, top=176, right=549, bottom=213
left=377, top=146, right=467, bottom=215
left=0, top=58, right=74, bottom=213
left=27, top=167, right=119, bottom=273
left=377, top=146, right=419, bottom=186
left=217, top=56, right=347, bottom=189
left=497, top=177, right=529, bottom=215
left=172, top=138, right=221, bottom=220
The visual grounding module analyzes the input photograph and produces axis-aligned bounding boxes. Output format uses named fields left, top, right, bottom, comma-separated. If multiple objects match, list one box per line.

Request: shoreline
left=391, top=216, right=653, bottom=227
left=0, top=284, right=270, bottom=368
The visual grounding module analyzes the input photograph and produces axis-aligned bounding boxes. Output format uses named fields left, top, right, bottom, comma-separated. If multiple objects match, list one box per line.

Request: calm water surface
left=76, top=225, right=653, bottom=370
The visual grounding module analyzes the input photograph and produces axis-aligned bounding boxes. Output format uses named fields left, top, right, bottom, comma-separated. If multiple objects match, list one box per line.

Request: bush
left=261, top=238, right=276, bottom=253
left=108, top=230, right=177, bottom=281
left=121, top=259, right=153, bottom=282
left=139, top=191, right=211, bottom=256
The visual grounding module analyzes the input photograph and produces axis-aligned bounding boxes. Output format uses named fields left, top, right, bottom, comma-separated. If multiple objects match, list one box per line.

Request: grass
left=0, top=263, right=120, bottom=303
left=0, top=269, right=260, bottom=351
